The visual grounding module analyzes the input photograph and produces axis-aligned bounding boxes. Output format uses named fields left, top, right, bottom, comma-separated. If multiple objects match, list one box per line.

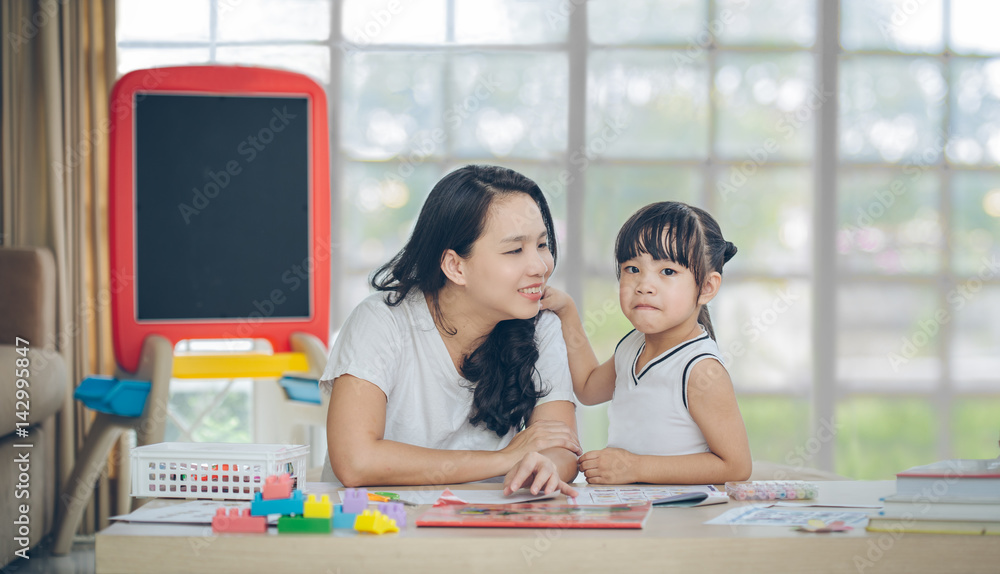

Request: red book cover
left=416, top=502, right=651, bottom=529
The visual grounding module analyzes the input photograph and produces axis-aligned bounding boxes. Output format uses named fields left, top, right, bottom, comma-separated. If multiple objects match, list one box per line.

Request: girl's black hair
left=614, top=201, right=737, bottom=340
left=370, top=165, right=558, bottom=437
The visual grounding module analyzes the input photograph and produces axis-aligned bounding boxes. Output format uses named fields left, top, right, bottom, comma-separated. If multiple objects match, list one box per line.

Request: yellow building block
left=303, top=494, right=332, bottom=519
left=353, top=510, right=399, bottom=534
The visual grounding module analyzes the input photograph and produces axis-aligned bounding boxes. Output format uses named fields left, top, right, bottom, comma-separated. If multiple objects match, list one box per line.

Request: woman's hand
left=503, top=451, right=580, bottom=497
left=501, top=419, right=582, bottom=463
left=578, top=448, right=640, bottom=484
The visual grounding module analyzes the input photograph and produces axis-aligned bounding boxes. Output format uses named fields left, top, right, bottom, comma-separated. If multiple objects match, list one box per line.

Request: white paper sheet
left=111, top=500, right=277, bottom=525
left=705, top=505, right=871, bottom=527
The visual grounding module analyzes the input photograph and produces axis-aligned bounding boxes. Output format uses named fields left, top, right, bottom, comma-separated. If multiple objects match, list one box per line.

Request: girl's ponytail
left=698, top=306, right=716, bottom=341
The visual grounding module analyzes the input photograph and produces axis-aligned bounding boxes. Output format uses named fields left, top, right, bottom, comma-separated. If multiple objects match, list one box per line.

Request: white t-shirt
left=320, top=289, right=575, bottom=484
left=606, top=326, right=722, bottom=457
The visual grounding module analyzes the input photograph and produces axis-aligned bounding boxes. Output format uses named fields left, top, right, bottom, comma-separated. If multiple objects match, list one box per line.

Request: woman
left=322, top=165, right=580, bottom=496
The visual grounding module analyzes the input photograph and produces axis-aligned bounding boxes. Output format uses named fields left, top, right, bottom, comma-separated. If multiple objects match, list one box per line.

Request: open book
left=570, top=485, right=728, bottom=507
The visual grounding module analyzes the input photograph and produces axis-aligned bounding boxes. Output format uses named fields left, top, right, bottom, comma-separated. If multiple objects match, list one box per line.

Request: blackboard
left=133, top=94, right=311, bottom=321
left=109, top=65, right=330, bottom=373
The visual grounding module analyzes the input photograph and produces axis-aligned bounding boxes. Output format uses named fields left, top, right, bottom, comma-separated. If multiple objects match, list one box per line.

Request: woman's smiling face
left=459, top=192, right=554, bottom=322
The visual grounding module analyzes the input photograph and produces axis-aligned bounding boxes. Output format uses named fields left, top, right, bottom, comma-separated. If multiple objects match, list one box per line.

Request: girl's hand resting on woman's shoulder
left=539, top=285, right=575, bottom=316
left=503, top=451, right=579, bottom=497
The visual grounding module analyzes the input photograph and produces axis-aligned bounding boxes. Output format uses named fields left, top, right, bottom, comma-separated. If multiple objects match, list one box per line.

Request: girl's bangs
left=616, top=206, right=696, bottom=269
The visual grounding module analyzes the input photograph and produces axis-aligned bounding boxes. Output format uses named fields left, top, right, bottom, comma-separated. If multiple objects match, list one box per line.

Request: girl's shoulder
left=613, top=329, right=641, bottom=355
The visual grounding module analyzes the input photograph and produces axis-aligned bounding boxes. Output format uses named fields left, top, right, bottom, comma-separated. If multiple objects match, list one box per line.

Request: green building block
left=278, top=515, right=332, bottom=534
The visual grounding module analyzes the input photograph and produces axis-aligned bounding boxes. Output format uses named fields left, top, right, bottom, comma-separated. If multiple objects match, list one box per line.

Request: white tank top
left=606, top=326, right=723, bottom=457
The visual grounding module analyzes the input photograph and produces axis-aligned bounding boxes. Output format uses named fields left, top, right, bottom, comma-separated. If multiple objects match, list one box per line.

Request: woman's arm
left=579, top=359, right=752, bottom=484
left=540, top=287, right=616, bottom=405
left=327, top=374, right=582, bottom=487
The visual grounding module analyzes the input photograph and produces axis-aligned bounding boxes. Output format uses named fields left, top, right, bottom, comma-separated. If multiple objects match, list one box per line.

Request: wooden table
left=95, top=481, right=1000, bottom=573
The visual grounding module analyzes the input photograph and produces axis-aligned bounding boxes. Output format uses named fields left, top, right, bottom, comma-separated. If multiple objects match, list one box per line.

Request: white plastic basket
left=131, top=442, right=309, bottom=500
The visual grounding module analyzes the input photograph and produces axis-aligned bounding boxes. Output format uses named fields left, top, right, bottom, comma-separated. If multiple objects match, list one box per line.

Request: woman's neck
left=427, top=285, right=497, bottom=362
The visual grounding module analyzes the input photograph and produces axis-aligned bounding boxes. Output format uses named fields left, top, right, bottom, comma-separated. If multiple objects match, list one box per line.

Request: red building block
left=262, top=473, right=294, bottom=500
left=212, top=507, right=267, bottom=534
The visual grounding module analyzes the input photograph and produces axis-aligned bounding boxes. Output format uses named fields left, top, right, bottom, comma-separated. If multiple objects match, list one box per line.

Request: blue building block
left=250, top=489, right=305, bottom=516
left=332, top=504, right=359, bottom=529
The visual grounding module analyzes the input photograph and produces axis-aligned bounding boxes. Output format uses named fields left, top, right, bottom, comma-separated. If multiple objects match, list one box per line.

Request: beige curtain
left=1, top=0, right=118, bottom=534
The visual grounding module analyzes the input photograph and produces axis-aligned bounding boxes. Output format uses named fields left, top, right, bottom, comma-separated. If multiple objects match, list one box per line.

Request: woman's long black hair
left=615, top=202, right=737, bottom=340
left=370, top=165, right=558, bottom=437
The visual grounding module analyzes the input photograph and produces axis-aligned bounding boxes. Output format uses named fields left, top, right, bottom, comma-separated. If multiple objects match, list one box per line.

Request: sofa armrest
left=0, top=345, right=68, bottom=437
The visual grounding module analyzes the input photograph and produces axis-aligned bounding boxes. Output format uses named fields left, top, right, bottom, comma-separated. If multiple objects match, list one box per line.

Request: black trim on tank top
left=681, top=353, right=719, bottom=409
left=632, top=333, right=711, bottom=385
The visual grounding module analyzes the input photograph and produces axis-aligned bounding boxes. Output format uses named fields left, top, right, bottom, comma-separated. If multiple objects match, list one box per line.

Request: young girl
left=542, top=201, right=752, bottom=485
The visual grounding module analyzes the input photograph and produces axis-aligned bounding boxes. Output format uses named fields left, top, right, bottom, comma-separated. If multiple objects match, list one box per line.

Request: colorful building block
left=211, top=507, right=267, bottom=534
left=278, top=515, right=332, bottom=534
left=342, top=488, right=368, bottom=514
left=250, top=489, right=304, bottom=516
left=261, top=473, right=294, bottom=500
left=354, top=510, right=399, bottom=534
left=332, top=504, right=359, bottom=529
left=304, top=494, right=333, bottom=519
left=377, top=502, right=406, bottom=528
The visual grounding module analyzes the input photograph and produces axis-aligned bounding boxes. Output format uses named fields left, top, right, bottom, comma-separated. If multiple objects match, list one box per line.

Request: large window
left=117, top=0, right=1000, bottom=478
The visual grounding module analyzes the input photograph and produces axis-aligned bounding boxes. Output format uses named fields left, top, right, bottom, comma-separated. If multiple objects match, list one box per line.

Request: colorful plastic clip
left=211, top=507, right=267, bottom=534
